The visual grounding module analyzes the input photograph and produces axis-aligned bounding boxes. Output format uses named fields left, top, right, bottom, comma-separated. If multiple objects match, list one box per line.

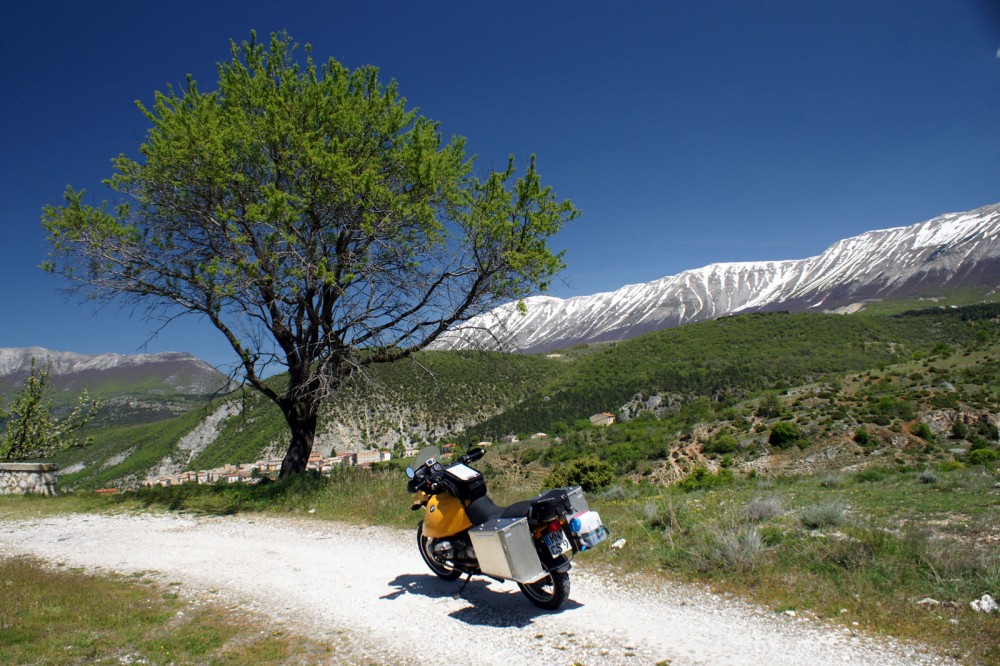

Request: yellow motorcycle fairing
left=422, top=493, right=473, bottom=538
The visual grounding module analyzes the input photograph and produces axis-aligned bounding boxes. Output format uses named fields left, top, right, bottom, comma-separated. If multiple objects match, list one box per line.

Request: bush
left=970, top=435, right=994, bottom=451
left=768, top=421, right=801, bottom=448
left=677, top=466, right=733, bottom=492
left=854, top=467, right=890, bottom=483
left=544, top=455, right=616, bottom=492
left=912, top=421, right=934, bottom=442
left=704, top=432, right=738, bottom=454
left=967, top=448, right=999, bottom=466
left=755, top=393, right=782, bottom=419
left=853, top=427, right=871, bottom=446
left=691, top=525, right=768, bottom=573
left=799, top=501, right=846, bottom=530
left=745, top=496, right=783, bottom=522
left=916, top=469, right=938, bottom=484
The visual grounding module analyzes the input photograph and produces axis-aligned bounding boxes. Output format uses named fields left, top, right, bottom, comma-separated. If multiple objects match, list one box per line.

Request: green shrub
left=677, top=466, right=733, bottom=492
left=970, top=435, right=994, bottom=451
left=691, top=525, right=768, bottom=572
left=967, top=448, right=999, bottom=466
left=799, top=501, right=846, bottom=530
left=912, top=422, right=934, bottom=441
left=768, top=421, right=801, bottom=448
left=704, top=432, right=738, bottom=454
left=745, top=496, right=783, bottom=522
left=854, top=467, right=890, bottom=483
left=853, top=427, right=871, bottom=446
left=544, top=455, right=616, bottom=491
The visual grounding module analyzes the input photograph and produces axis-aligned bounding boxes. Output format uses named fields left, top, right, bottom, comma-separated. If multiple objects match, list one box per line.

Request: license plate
left=543, top=530, right=572, bottom=557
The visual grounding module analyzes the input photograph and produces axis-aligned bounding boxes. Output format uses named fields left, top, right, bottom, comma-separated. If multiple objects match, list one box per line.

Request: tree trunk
left=279, top=411, right=318, bottom=478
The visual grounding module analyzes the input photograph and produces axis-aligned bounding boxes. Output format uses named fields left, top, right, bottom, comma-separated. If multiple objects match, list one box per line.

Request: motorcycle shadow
left=382, top=573, right=582, bottom=627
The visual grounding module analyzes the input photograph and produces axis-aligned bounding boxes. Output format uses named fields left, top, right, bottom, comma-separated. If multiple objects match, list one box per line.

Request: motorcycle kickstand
left=454, top=572, right=473, bottom=599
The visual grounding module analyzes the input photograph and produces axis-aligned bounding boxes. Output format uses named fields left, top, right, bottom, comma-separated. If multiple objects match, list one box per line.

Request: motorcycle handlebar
left=460, top=447, right=485, bottom=464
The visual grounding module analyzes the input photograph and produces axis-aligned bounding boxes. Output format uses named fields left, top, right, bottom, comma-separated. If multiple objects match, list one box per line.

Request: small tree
left=768, top=421, right=801, bottom=449
left=545, top=455, right=616, bottom=492
left=0, top=359, right=99, bottom=462
left=41, top=32, right=578, bottom=477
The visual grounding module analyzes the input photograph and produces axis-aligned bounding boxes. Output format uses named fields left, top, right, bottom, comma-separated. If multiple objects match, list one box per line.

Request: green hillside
left=468, top=304, right=1000, bottom=439
left=51, top=300, right=1000, bottom=490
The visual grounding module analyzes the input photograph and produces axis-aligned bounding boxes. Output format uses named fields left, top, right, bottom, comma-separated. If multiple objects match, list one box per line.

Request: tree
left=41, top=32, right=579, bottom=477
left=0, top=359, right=99, bottom=462
left=544, top=455, right=616, bottom=492
left=768, top=421, right=801, bottom=449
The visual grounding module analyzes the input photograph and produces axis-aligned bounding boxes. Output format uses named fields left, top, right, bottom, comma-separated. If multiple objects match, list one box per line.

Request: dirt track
left=0, top=513, right=956, bottom=665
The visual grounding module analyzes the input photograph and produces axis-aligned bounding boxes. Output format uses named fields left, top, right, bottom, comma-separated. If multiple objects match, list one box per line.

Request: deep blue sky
left=2, top=1, right=1000, bottom=369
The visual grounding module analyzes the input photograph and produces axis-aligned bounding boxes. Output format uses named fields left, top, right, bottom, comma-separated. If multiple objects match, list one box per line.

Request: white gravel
left=0, top=512, right=956, bottom=665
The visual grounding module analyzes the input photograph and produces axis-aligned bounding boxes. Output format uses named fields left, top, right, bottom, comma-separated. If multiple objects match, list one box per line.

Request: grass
left=2, top=460, right=998, bottom=664
left=586, top=465, right=1000, bottom=665
left=0, top=556, right=347, bottom=665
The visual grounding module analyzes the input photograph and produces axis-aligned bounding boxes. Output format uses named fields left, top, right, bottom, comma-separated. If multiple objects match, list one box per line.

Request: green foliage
left=704, top=432, right=738, bottom=454
left=912, top=421, right=934, bottom=442
left=473, top=307, right=996, bottom=439
left=853, top=427, right=871, bottom=446
left=798, top=501, right=846, bottom=529
left=854, top=467, right=891, bottom=483
left=755, top=392, right=782, bottom=418
left=0, top=557, right=320, bottom=664
left=41, top=31, right=577, bottom=474
left=544, top=454, right=616, bottom=491
left=0, top=359, right=99, bottom=462
left=676, top=466, right=733, bottom=492
left=967, top=448, right=999, bottom=466
left=768, top=421, right=801, bottom=448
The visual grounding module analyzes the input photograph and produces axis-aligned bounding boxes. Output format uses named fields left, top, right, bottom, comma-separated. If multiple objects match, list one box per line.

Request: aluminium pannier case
left=468, top=516, right=546, bottom=583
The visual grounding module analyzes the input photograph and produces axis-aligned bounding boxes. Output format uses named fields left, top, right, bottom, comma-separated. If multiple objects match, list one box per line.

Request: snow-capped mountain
left=433, top=203, right=1000, bottom=353
left=0, top=347, right=226, bottom=397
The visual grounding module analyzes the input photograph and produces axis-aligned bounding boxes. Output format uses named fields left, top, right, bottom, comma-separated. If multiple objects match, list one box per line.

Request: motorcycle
left=405, top=445, right=608, bottom=610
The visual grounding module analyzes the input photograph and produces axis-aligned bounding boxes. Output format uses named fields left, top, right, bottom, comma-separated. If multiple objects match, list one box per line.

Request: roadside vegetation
left=3, top=452, right=997, bottom=664
left=2, top=300, right=998, bottom=663
left=0, top=556, right=345, bottom=665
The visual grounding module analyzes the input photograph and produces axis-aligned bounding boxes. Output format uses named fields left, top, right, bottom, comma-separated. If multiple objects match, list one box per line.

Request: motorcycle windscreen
left=413, top=446, right=441, bottom=469
left=423, top=493, right=473, bottom=538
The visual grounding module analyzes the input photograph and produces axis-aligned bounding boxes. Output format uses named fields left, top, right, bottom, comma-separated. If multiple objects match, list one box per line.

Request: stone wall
left=0, top=463, right=59, bottom=496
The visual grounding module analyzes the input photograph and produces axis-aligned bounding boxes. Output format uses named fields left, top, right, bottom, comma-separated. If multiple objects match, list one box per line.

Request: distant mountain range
left=432, top=203, right=1000, bottom=353
left=0, top=347, right=229, bottom=424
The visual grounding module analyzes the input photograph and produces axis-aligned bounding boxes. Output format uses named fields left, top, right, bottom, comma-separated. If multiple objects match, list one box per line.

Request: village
left=144, top=447, right=414, bottom=488
left=143, top=412, right=618, bottom=489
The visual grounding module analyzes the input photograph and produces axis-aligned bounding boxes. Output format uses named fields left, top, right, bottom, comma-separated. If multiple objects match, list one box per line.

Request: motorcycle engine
left=432, top=535, right=476, bottom=567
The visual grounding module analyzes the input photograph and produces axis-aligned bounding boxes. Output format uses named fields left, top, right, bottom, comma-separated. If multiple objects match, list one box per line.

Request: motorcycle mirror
left=405, top=466, right=415, bottom=479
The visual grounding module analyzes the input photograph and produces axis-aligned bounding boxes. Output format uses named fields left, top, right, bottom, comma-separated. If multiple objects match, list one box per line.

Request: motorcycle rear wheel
left=416, top=521, right=462, bottom=581
left=518, top=570, right=570, bottom=610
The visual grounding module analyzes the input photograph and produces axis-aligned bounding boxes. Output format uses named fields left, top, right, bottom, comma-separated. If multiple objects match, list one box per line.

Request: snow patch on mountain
left=0, top=347, right=214, bottom=377
left=432, top=203, right=1000, bottom=353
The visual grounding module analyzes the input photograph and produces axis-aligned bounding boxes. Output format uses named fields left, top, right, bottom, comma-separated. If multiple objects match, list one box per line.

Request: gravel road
left=0, top=513, right=956, bottom=665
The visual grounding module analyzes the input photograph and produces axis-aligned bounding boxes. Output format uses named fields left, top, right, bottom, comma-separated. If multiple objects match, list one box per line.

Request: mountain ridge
left=0, top=347, right=229, bottom=425
left=432, top=203, right=1000, bottom=353
left=0, top=347, right=216, bottom=378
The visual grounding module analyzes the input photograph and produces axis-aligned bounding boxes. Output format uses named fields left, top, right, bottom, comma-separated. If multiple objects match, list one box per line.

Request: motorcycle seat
left=465, top=489, right=572, bottom=527
left=465, top=495, right=534, bottom=527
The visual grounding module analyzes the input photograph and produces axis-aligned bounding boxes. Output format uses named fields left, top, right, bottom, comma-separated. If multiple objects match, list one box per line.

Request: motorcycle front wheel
left=518, top=570, right=570, bottom=610
left=416, top=521, right=462, bottom=581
